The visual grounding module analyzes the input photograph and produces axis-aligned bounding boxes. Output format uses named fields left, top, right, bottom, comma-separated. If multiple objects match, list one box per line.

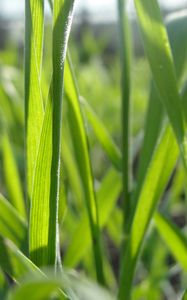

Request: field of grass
left=0, top=0, right=187, bottom=299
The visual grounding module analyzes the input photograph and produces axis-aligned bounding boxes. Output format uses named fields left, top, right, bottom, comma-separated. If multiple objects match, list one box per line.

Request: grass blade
left=0, top=194, right=27, bottom=251
left=1, top=133, right=26, bottom=218
left=25, top=0, right=45, bottom=198
left=134, top=0, right=187, bottom=167
left=0, top=238, right=41, bottom=281
left=63, top=168, right=121, bottom=268
left=82, top=98, right=122, bottom=172
left=117, top=0, right=132, bottom=248
left=119, top=125, right=179, bottom=299
left=64, top=57, right=105, bottom=284
left=154, top=212, right=187, bottom=271
left=29, top=0, right=75, bottom=267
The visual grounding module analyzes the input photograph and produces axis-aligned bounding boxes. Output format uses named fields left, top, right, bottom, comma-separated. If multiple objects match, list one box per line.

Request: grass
left=0, top=0, right=187, bottom=299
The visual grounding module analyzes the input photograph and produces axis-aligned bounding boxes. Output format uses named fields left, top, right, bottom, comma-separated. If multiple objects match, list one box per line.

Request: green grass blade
left=62, top=136, right=84, bottom=210
left=136, top=83, right=164, bottom=186
left=119, top=125, right=179, bottom=299
left=9, top=279, right=66, bottom=300
left=63, top=168, right=121, bottom=268
left=137, top=13, right=187, bottom=186
left=25, top=0, right=45, bottom=198
left=82, top=98, right=122, bottom=172
left=64, top=57, right=105, bottom=284
left=1, top=133, right=26, bottom=218
left=29, top=0, right=75, bottom=267
left=134, top=0, right=187, bottom=167
left=117, top=0, right=131, bottom=242
left=166, top=12, right=187, bottom=80
left=0, top=194, right=27, bottom=251
left=0, top=238, right=41, bottom=281
left=154, top=212, right=187, bottom=271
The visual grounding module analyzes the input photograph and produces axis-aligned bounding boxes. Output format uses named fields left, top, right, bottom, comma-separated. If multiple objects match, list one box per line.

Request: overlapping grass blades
left=134, top=0, right=187, bottom=168
left=29, top=0, right=75, bottom=266
left=63, top=168, right=121, bottom=268
left=64, top=58, right=105, bottom=285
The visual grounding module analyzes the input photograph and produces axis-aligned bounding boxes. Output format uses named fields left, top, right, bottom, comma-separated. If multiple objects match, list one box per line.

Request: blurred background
left=0, top=1, right=187, bottom=299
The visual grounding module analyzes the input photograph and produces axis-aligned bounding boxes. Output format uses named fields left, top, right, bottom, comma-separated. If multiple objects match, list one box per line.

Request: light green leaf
left=25, top=0, right=45, bottom=198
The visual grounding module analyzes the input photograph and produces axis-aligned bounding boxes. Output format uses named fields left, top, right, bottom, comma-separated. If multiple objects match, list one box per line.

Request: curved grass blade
left=64, top=57, right=105, bottom=284
left=81, top=98, right=122, bottom=172
left=1, top=133, right=26, bottom=218
left=63, top=168, right=121, bottom=268
left=29, top=0, right=75, bottom=267
left=0, top=194, right=27, bottom=251
left=25, top=0, right=45, bottom=198
left=154, top=212, right=187, bottom=271
left=118, top=125, right=179, bottom=299
left=134, top=0, right=187, bottom=168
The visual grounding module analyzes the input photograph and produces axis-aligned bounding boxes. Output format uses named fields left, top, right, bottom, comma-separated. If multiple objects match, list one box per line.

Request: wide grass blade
left=134, top=0, right=187, bottom=167
left=154, top=212, right=187, bottom=271
left=119, top=125, right=179, bottom=299
left=1, top=133, right=26, bottom=218
left=0, top=194, right=27, bottom=250
left=25, top=0, right=45, bottom=198
left=64, top=58, right=105, bottom=284
left=63, top=168, right=121, bottom=268
left=29, top=0, right=75, bottom=267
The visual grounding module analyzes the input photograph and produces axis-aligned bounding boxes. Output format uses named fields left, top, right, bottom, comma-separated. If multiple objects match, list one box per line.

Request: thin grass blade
left=0, top=194, right=27, bottom=251
left=0, top=238, right=40, bottom=280
left=82, top=98, right=122, bottom=172
left=63, top=168, right=121, bottom=268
